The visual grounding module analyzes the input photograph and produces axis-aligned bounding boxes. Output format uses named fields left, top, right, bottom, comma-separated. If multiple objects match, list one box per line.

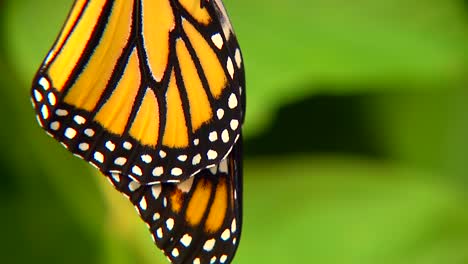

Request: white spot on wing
left=228, top=93, right=238, bottom=109
left=139, top=197, right=147, bottom=210
left=217, top=109, right=224, bottom=119
left=74, top=115, right=86, bottom=125
left=55, top=109, right=68, bottom=116
left=207, top=150, right=218, bottom=160
left=153, top=213, right=160, bottom=221
left=64, top=128, right=77, bottom=139
left=39, top=77, right=50, bottom=90
left=171, top=167, right=182, bottom=176
left=211, top=33, right=224, bottom=49
left=128, top=181, right=141, bottom=192
left=166, top=218, right=174, bottom=230
left=181, top=234, right=192, bottom=247
left=94, top=152, right=104, bottom=163
left=79, top=143, right=89, bottom=151
left=227, top=57, right=234, bottom=79
left=84, top=128, right=94, bottom=137
left=203, top=239, right=216, bottom=251
left=156, top=228, right=163, bottom=238
left=153, top=166, right=164, bottom=176
left=221, top=229, right=230, bottom=241
left=34, top=90, right=43, bottom=102
left=123, top=141, right=132, bottom=150
left=105, top=141, right=116, bottom=151
left=171, top=248, right=179, bottom=257
left=209, top=131, right=218, bottom=142
left=41, top=105, right=49, bottom=119
left=113, top=157, right=126, bottom=166
left=235, top=48, right=242, bottom=68
left=50, top=121, right=60, bottom=131
left=231, top=219, right=237, bottom=233
left=230, top=119, right=239, bottom=130
left=111, top=173, right=120, bottom=183
left=132, top=166, right=143, bottom=176
left=141, top=154, right=152, bottom=163
left=192, top=154, right=201, bottom=165
left=221, top=129, right=230, bottom=143
left=48, top=93, right=56, bottom=105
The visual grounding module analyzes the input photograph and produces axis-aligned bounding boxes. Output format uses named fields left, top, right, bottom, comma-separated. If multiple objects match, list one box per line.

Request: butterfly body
left=31, top=0, right=244, bottom=263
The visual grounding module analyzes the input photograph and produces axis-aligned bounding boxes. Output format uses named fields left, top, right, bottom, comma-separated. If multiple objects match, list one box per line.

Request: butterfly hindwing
left=105, top=139, right=243, bottom=264
left=31, top=0, right=245, bottom=184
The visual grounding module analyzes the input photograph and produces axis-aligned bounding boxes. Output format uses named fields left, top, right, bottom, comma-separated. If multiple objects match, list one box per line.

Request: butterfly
left=30, top=0, right=245, bottom=263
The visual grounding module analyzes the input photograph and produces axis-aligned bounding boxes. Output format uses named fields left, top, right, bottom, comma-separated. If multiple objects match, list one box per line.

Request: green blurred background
left=1, top=0, right=468, bottom=263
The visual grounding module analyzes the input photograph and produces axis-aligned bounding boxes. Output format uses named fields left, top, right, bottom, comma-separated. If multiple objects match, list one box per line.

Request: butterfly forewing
left=31, top=0, right=245, bottom=184
left=105, top=140, right=243, bottom=264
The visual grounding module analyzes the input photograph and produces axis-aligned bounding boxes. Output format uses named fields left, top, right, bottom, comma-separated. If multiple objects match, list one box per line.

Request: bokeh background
left=1, top=0, right=468, bottom=263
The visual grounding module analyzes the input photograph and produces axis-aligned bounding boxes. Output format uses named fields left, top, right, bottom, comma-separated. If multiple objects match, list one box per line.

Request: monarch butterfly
left=30, top=0, right=245, bottom=263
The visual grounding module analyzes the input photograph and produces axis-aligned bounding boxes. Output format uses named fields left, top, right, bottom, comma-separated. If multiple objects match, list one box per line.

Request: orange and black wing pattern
left=31, top=0, right=245, bottom=184
left=106, top=140, right=242, bottom=264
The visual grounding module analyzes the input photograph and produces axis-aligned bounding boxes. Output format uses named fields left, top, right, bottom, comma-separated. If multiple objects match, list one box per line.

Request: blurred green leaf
left=228, top=0, right=468, bottom=134
left=238, top=157, right=468, bottom=264
left=369, top=88, right=468, bottom=177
